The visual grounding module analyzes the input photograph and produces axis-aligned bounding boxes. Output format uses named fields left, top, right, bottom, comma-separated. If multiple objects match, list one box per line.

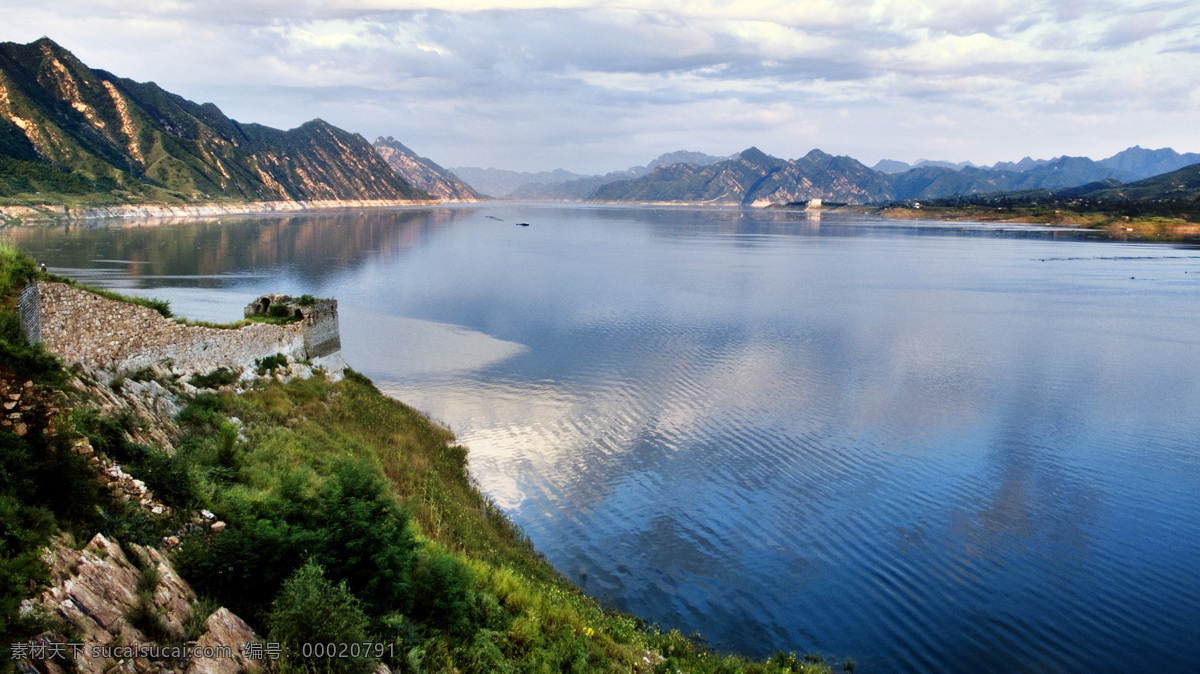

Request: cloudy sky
left=3, top=0, right=1199, bottom=173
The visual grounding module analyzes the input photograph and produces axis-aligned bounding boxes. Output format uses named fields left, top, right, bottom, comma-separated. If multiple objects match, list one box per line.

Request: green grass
left=165, top=372, right=841, bottom=673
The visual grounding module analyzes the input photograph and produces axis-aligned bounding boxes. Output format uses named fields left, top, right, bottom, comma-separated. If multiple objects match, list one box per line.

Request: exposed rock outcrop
left=18, top=534, right=261, bottom=674
left=373, top=137, right=482, bottom=202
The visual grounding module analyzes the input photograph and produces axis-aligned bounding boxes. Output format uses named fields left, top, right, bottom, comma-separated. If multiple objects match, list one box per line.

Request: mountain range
left=446, top=167, right=588, bottom=198
left=4, top=37, right=1198, bottom=212
left=451, top=151, right=729, bottom=199
left=875, top=147, right=1200, bottom=182
left=0, top=37, right=432, bottom=204
left=490, top=147, right=1199, bottom=207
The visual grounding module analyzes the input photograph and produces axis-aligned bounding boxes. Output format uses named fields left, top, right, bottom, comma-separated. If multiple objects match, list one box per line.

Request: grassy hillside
left=0, top=245, right=844, bottom=674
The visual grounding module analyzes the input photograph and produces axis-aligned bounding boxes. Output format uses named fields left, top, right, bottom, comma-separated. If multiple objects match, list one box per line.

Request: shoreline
left=6, top=197, right=1197, bottom=243
left=0, top=197, right=449, bottom=225
left=872, top=206, right=1200, bottom=242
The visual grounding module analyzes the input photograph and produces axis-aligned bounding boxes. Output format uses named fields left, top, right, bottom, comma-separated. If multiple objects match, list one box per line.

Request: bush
left=267, top=303, right=291, bottom=318
left=0, top=426, right=105, bottom=645
left=255, top=354, right=288, bottom=375
left=0, top=242, right=38, bottom=299
left=411, top=548, right=475, bottom=636
left=178, top=460, right=418, bottom=624
left=176, top=393, right=223, bottom=430
left=268, top=562, right=371, bottom=674
left=190, top=367, right=238, bottom=389
left=0, top=310, right=65, bottom=387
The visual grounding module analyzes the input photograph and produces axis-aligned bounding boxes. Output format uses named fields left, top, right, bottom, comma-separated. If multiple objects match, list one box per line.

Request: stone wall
left=23, top=282, right=344, bottom=377
left=302, top=300, right=341, bottom=358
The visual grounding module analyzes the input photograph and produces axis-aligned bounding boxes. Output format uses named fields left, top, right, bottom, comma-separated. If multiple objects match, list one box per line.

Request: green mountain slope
left=1073, top=162, right=1200, bottom=201
left=0, top=37, right=430, bottom=205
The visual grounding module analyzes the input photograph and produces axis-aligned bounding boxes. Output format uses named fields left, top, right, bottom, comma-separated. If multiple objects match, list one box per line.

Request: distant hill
left=874, top=159, right=977, bottom=173
left=1097, top=146, right=1200, bottom=181
left=915, top=162, right=1200, bottom=223
left=0, top=37, right=430, bottom=204
left=508, top=150, right=730, bottom=201
left=590, top=147, right=891, bottom=205
left=1070, top=162, right=1200, bottom=202
left=877, top=147, right=1200, bottom=184
left=889, top=157, right=1140, bottom=201
left=873, top=159, right=914, bottom=174
left=373, top=137, right=481, bottom=201
left=447, top=167, right=587, bottom=198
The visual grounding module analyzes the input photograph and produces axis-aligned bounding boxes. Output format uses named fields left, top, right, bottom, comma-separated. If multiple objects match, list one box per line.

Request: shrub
left=176, top=393, right=223, bottom=430
left=0, top=310, right=65, bottom=386
left=215, top=422, right=240, bottom=469
left=0, top=242, right=38, bottom=298
left=267, top=303, right=290, bottom=318
left=183, top=596, right=219, bottom=642
left=178, top=460, right=418, bottom=623
left=190, top=367, right=237, bottom=389
left=411, top=548, right=474, bottom=636
left=126, top=366, right=158, bottom=383
left=255, top=354, right=288, bottom=375
left=268, top=562, right=371, bottom=674
left=296, top=294, right=316, bottom=307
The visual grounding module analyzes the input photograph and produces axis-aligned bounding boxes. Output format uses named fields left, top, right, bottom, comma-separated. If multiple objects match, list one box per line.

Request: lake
left=7, top=205, right=1199, bottom=672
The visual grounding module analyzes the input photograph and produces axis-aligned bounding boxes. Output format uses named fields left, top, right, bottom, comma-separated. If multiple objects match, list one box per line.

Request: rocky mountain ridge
left=0, top=37, right=432, bottom=205
left=589, top=147, right=891, bottom=205
left=372, top=137, right=481, bottom=201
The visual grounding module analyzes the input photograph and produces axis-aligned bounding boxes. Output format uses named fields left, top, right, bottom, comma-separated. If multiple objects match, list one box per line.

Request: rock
left=132, top=545, right=194, bottom=641
left=210, top=521, right=227, bottom=534
left=185, top=609, right=262, bottom=674
left=26, top=534, right=254, bottom=674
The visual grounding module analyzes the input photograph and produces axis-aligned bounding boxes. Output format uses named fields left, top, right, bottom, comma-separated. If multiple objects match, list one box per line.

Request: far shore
left=0, top=197, right=449, bottom=225
left=868, top=205, right=1200, bottom=242
left=6, top=197, right=1199, bottom=242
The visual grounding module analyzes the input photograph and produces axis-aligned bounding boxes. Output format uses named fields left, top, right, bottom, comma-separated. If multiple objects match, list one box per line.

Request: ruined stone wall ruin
left=23, top=282, right=331, bottom=376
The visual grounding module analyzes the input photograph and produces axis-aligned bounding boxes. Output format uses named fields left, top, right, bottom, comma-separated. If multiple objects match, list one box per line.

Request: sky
left=2, top=0, right=1199, bottom=174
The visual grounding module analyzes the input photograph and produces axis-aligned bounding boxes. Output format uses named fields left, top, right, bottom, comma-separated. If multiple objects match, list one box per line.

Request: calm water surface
left=8, top=206, right=1200, bottom=672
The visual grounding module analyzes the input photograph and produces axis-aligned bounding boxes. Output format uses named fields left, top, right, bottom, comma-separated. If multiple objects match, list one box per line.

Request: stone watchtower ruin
left=244, top=294, right=342, bottom=361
